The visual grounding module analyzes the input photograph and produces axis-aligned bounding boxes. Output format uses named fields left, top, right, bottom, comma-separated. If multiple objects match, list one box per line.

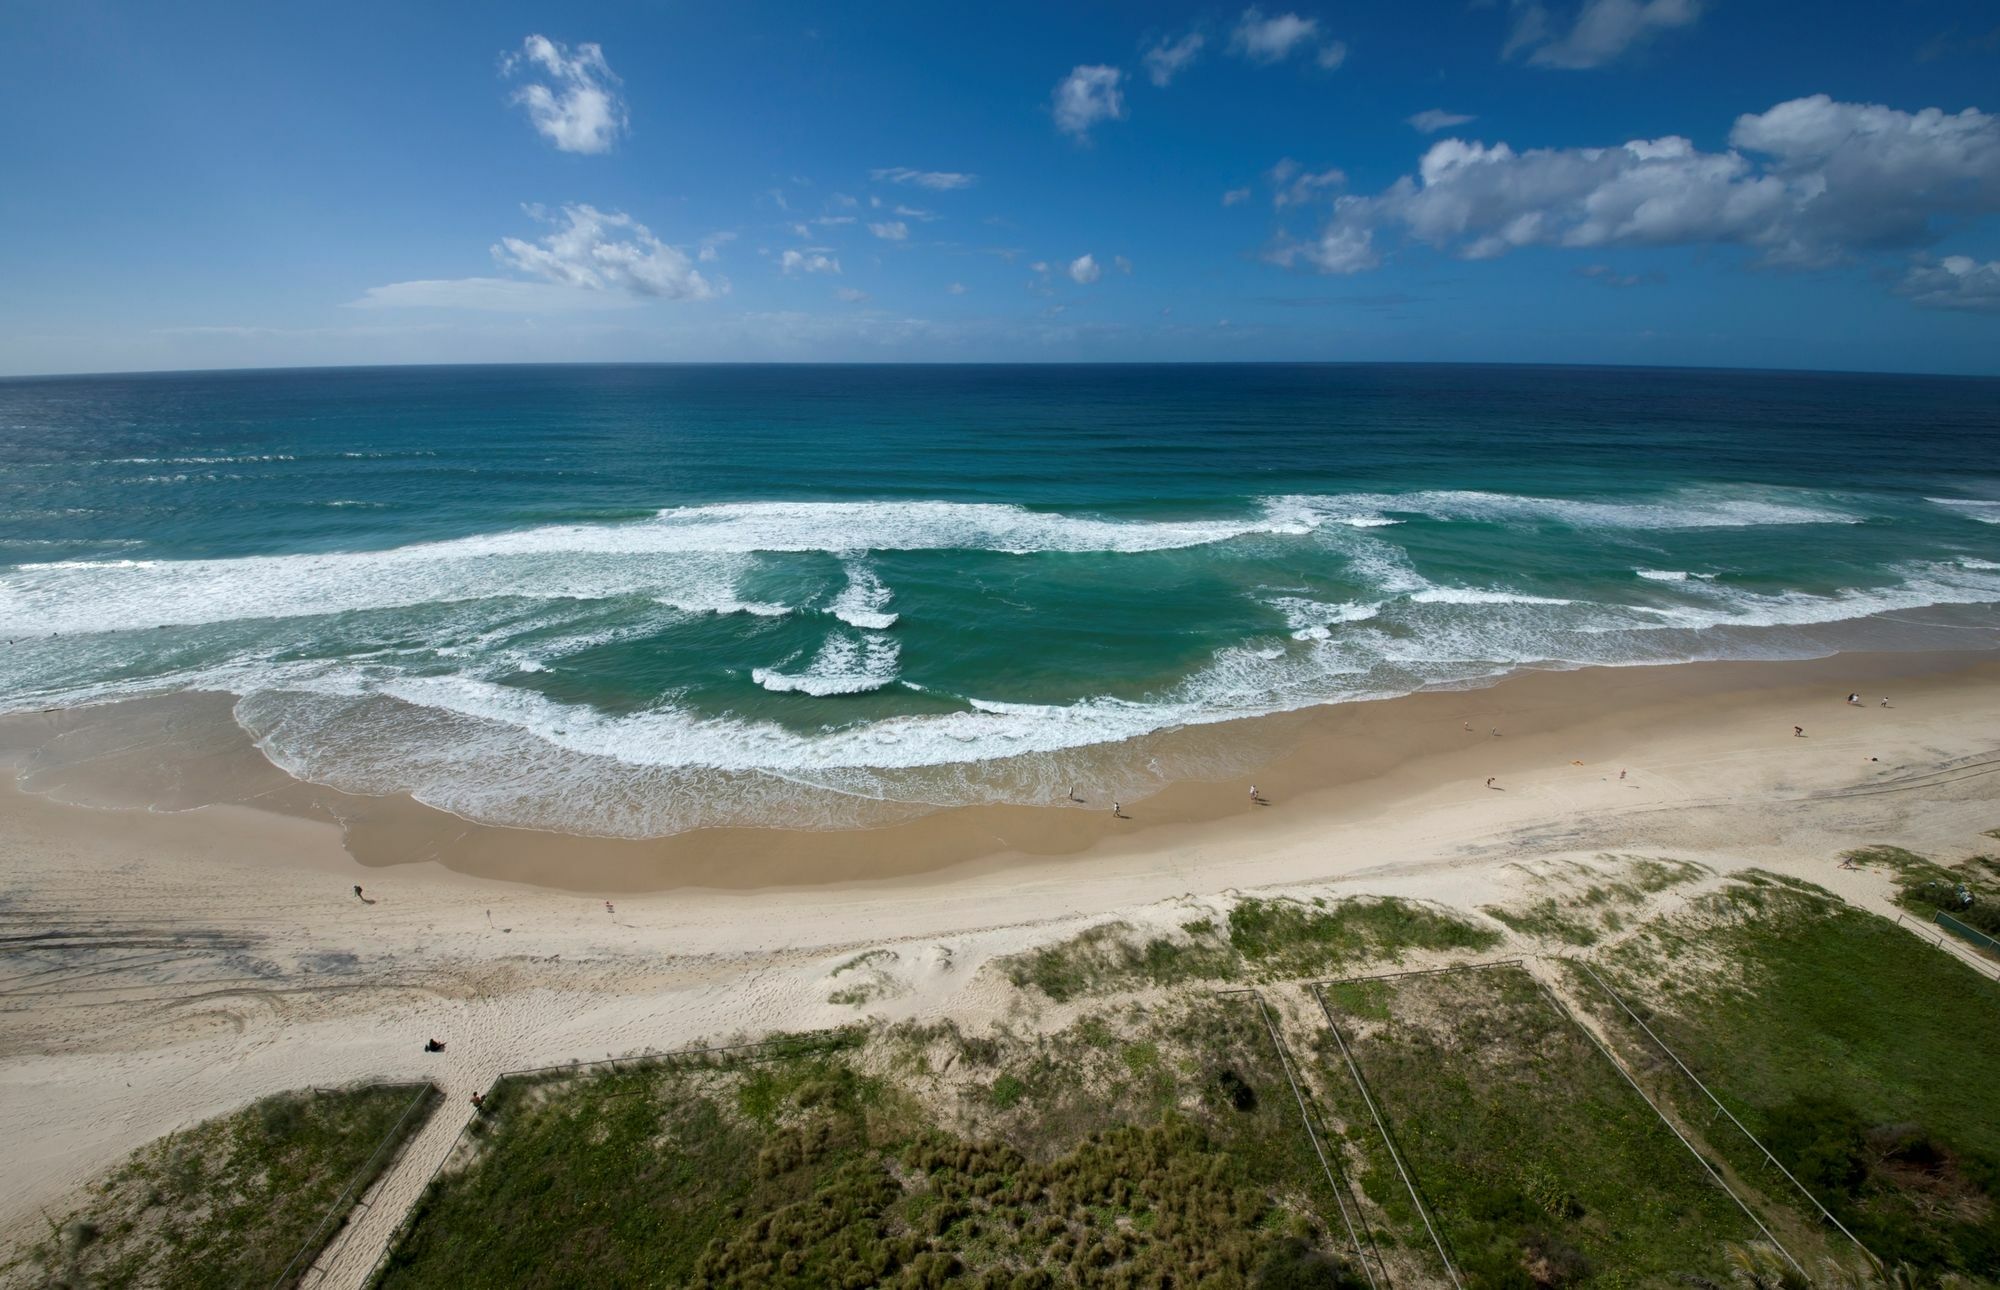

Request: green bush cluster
left=1226, top=896, right=1500, bottom=978
left=18, top=1083, right=434, bottom=1290
left=381, top=999, right=1361, bottom=1287
left=1001, top=920, right=1241, bottom=1002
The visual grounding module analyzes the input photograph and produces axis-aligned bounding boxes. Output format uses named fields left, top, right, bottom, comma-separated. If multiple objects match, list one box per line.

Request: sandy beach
left=3, top=649, right=1999, bottom=1282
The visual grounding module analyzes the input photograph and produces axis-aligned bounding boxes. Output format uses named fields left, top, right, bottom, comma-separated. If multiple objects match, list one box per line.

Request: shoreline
left=3, top=646, right=1998, bottom=1268
left=3, top=646, right=1996, bottom=893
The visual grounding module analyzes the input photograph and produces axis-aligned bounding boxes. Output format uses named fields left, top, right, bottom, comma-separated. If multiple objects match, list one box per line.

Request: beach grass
left=1583, top=875, right=2000, bottom=1277
left=999, top=895, right=1500, bottom=1002
left=1311, top=964, right=1756, bottom=1287
left=375, top=998, right=1361, bottom=1287
left=6, top=1082, right=437, bottom=1290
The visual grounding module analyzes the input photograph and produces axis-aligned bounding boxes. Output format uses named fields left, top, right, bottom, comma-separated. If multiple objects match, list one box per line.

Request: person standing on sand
left=1485, top=777, right=1495, bottom=789
left=353, top=885, right=364, bottom=901
left=605, top=900, right=615, bottom=914
left=1880, top=697, right=1890, bottom=707
left=1794, top=726, right=1805, bottom=737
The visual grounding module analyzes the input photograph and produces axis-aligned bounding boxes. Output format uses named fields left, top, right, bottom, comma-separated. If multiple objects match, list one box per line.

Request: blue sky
left=3, top=1, right=1998, bottom=375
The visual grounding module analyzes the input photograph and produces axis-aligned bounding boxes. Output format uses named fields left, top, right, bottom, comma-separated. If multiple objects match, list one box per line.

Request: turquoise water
left=1, top=363, right=1997, bottom=834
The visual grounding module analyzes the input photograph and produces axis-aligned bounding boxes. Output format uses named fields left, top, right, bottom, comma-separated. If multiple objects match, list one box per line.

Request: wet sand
left=2, top=648, right=1994, bottom=892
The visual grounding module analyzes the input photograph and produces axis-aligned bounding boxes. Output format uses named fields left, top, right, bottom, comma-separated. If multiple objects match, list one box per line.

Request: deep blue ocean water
left=1, top=363, right=1997, bottom=834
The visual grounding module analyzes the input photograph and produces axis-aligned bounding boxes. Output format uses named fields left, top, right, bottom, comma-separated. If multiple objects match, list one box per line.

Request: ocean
left=1, top=363, right=1997, bottom=836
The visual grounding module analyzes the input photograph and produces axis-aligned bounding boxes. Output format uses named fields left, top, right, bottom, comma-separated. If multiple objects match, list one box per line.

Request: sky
left=3, top=0, right=1999, bottom=376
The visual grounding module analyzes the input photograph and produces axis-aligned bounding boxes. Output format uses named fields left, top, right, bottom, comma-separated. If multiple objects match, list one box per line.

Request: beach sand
left=2, top=649, right=1998, bottom=1283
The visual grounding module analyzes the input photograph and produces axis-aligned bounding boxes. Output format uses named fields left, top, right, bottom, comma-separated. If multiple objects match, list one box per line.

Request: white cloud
left=870, top=167, right=978, bottom=190
left=501, top=35, right=627, bottom=154
left=1898, top=255, right=2000, bottom=311
left=1114, top=255, right=1134, bottom=274
left=1273, top=95, right=2000, bottom=281
left=1316, top=41, right=1348, bottom=69
left=697, top=231, right=737, bottom=263
left=1144, top=32, right=1206, bottom=87
left=1053, top=65, right=1126, bottom=140
left=780, top=250, right=841, bottom=275
left=492, top=204, right=716, bottom=298
left=1223, top=187, right=1253, bottom=206
left=1232, top=9, right=1320, bottom=62
left=345, top=278, right=645, bottom=311
left=1274, top=165, right=1347, bottom=208
left=947, top=282, right=969, bottom=295
left=1505, top=0, right=1702, bottom=70
left=1409, top=108, right=1476, bottom=134
left=835, top=286, right=870, bottom=303
left=1069, top=254, right=1103, bottom=283
left=893, top=205, right=938, bottom=220
left=868, top=221, right=910, bottom=241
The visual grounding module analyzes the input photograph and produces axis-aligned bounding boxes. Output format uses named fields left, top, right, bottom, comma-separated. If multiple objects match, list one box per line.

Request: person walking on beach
left=352, top=885, right=364, bottom=901
left=604, top=900, right=615, bottom=915
left=1485, top=777, right=1496, bottom=789
left=1880, top=697, right=1891, bottom=707
left=1462, top=721, right=1473, bottom=733
left=1249, top=785, right=1262, bottom=804
left=1847, top=693, right=1861, bottom=706
left=1112, top=801, right=1124, bottom=818
left=1794, top=725, right=1805, bottom=737
left=1618, top=769, right=1627, bottom=780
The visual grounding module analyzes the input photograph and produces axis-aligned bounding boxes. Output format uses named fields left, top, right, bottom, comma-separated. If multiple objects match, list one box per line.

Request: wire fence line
left=1565, top=958, right=1877, bottom=1269
left=1309, top=958, right=1813, bottom=1285
left=1216, top=987, right=1387, bottom=1290
left=1308, top=981, right=1461, bottom=1290
left=267, top=1081, right=442, bottom=1290
left=1522, top=970, right=1805, bottom=1279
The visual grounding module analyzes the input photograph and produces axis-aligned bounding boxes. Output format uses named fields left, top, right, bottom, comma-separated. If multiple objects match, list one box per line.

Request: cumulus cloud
left=1271, top=95, right=2000, bottom=282
left=1232, top=9, right=1318, bottom=61
left=492, top=204, right=715, bottom=298
left=1144, top=31, right=1206, bottom=86
left=1897, top=255, right=2000, bottom=311
left=870, top=167, right=977, bottom=190
left=1409, top=108, right=1476, bottom=134
left=1053, top=65, right=1126, bottom=140
left=1505, top=0, right=1702, bottom=70
left=868, top=221, right=910, bottom=241
left=1231, top=8, right=1346, bottom=68
left=1069, top=254, right=1103, bottom=284
left=780, top=250, right=841, bottom=275
left=501, top=35, right=627, bottom=154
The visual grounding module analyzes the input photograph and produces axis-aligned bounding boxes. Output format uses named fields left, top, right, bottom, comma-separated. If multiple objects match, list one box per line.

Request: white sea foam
left=752, top=632, right=900, bottom=696
left=1637, top=569, right=1688, bottom=582
left=1266, top=596, right=1382, bottom=640
left=1930, top=497, right=2000, bottom=524
left=1277, top=488, right=1860, bottom=531
left=827, top=559, right=898, bottom=629
left=1409, top=587, right=1576, bottom=606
